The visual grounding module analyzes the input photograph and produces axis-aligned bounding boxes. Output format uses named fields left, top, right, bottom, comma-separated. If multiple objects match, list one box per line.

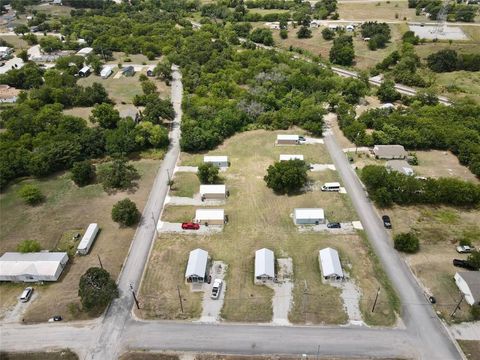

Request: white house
left=76, top=223, right=99, bottom=255
left=100, top=65, right=113, bottom=79
left=255, top=248, right=275, bottom=282
left=203, top=155, right=229, bottom=168
left=200, top=184, right=227, bottom=200
left=0, top=252, right=69, bottom=282
left=319, top=248, right=344, bottom=280
left=194, top=208, right=225, bottom=225
left=279, top=154, right=304, bottom=161
left=185, top=248, right=208, bottom=283
left=146, top=65, right=155, bottom=77
left=277, top=134, right=299, bottom=145
left=454, top=272, right=480, bottom=306
left=294, top=208, right=325, bottom=225
left=76, top=47, right=93, bottom=57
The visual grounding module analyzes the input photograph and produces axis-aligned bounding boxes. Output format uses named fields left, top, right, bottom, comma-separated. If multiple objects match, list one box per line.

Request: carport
left=185, top=248, right=209, bottom=283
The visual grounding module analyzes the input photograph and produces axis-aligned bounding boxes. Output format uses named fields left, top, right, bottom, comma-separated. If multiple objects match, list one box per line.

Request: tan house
left=194, top=209, right=225, bottom=225
left=200, top=185, right=227, bottom=200
left=373, top=145, right=407, bottom=159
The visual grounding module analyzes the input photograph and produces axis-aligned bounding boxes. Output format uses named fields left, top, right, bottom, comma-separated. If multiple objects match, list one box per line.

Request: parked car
left=211, top=279, right=223, bottom=300
left=20, top=287, right=33, bottom=303
left=327, top=222, right=341, bottom=229
left=453, top=259, right=476, bottom=271
left=456, top=245, right=473, bottom=254
left=298, top=135, right=306, bottom=142
left=48, top=315, right=63, bottom=322
left=382, top=215, right=392, bottom=229
left=181, top=222, right=199, bottom=230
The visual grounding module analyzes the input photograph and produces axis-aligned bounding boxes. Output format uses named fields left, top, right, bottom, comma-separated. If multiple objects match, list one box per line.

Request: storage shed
left=279, top=154, right=304, bottom=161
left=122, top=65, right=135, bottom=77
left=277, top=134, right=299, bottom=145
left=76, top=47, right=93, bottom=57
left=294, top=208, right=325, bottom=225
left=319, top=247, right=344, bottom=280
left=78, top=66, right=91, bottom=77
left=0, top=252, right=69, bottom=282
left=185, top=248, right=208, bottom=283
left=194, top=209, right=225, bottom=225
left=77, top=223, right=99, bottom=255
left=255, top=248, right=275, bottom=282
left=203, top=156, right=229, bottom=168
left=386, top=160, right=414, bottom=176
left=373, top=145, right=407, bottom=159
left=146, top=65, right=155, bottom=77
left=455, top=272, right=480, bottom=306
left=100, top=65, right=113, bottom=79
left=200, top=185, right=227, bottom=200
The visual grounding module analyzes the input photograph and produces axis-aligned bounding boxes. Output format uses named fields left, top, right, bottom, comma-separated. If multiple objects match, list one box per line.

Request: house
left=454, top=272, right=480, bottom=306
left=146, top=65, right=155, bottom=77
left=267, top=22, right=280, bottom=30
left=386, top=160, right=414, bottom=176
left=51, top=0, right=62, bottom=5
left=200, top=184, right=227, bottom=200
left=76, top=47, right=93, bottom=57
left=0, top=85, right=20, bottom=103
left=203, top=155, right=229, bottom=168
left=373, top=145, right=407, bottom=159
left=319, top=247, right=344, bottom=280
left=185, top=248, right=208, bottom=283
left=0, top=252, right=69, bottom=282
left=0, top=46, right=13, bottom=59
left=277, top=134, right=300, bottom=145
left=100, top=65, right=113, bottom=79
left=78, top=66, right=91, bottom=77
left=122, top=65, right=135, bottom=77
left=255, top=248, right=275, bottom=282
left=76, top=223, right=99, bottom=255
left=310, top=20, right=322, bottom=28
left=294, top=208, right=325, bottom=225
left=194, top=208, right=226, bottom=225
left=279, top=154, right=304, bottom=161
left=346, top=24, right=355, bottom=31
left=328, top=24, right=339, bottom=30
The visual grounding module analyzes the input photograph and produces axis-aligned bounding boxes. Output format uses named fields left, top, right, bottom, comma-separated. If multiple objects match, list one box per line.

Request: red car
left=181, top=222, right=200, bottom=230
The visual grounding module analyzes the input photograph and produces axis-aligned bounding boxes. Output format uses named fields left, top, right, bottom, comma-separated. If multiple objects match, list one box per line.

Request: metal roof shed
left=0, top=252, right=69, bottom=282
left=185, top=248, right=208, bottom=283
left=319, top=248, right=344, bottom=280
left=294, top=208, right=325, bottom=225
left=255, top=248, right=275, bottom=282
left=100, top=65, right=113, bottom=79
left=194, top=209, right=225, bottom=225
left=76, top=47, right=93, bottom=57
left=77, top=223, right=99, bottom=255
left=279, top=154, right=304, bottom=161
left=277, top=134, right=299, bottom=145
left=203, top=156, right=229, bottom=168
left=200, top=185, right=226, bottom=200
left=455, top=272, right=480, bottom=306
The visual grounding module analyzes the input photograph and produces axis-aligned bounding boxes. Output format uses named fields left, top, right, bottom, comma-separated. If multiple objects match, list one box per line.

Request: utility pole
left=177, top=285, right=184, bottom=313
left=371, top=287, right=381, bottom=313
left=97, top=254, right=103, bottom=269
left=130, top=283, right=140, bottom=310
left=303, top=280, right=308, bottom=322
left=450, top=294, right=464, bottom=318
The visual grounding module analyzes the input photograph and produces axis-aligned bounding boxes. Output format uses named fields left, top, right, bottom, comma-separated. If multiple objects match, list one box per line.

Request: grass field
left=0, top=35, right=29, bottom=52
left=0, top=159, right=161, bottom=322
left=338, top=1, right=423, bottom=22
left=0, top=350, right=78, bottom=360
left=415, top=150, right=479, bottom=183
left=431, top=70, right=480, bottom=104
left=459, top=341, right=480, bottom=360
left=140, top=130, right=397, bottom=325
left=77, top=75, right=143, bottom=105
left=170, top=172, right=200, bottom=198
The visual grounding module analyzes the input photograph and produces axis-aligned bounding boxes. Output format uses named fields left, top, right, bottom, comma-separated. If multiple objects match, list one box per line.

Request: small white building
left=203, top=155, right=229, bottom=168
left=255, top=248, right=275, bottom=282
left=454, top=272, right=480, bottom=306
left=100, top=65, right=113, bottom=79
left=346, top=24, right=355, bottom=32
left=146, top=65, right=155, bottom=77
left=319, top=247, right=344, bottom=280
left=76, top=223, right=99, bottom=255
left=277, top=134, right=299, bottom=145
left=0, top=252, right=69, bottom=282
left=294, top=208, right=325, bottom=225
left=0, top=46, right=13, bottom=59
left=279, top=154, right=304, bottom=161
left=78, top=65, right=91, bottom=77
left=185, top=248, right=208, bottom=283
left=194, top=208, right=225, bottom=225
left=310, top=20, right=323, bottom=28
left=200, top=184, right=227, bottom=200
left=76, top=47, right=93, bottom=57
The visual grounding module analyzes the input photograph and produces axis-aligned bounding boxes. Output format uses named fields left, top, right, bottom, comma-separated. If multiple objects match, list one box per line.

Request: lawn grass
left=459, top=341, right=480, bottom=360
left=77, top=75, right=143, bottom=105
left=337, top=0, right=423, bottom=22
left=0, top=35, right=29, bottom=51
left=170, top=172, right=200, bottom=198
left=0, top=350, right=78, bottom=360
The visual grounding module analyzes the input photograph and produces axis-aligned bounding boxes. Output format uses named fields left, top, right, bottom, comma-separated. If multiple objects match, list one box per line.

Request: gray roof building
left=386, top=160, right=414, bottom=176
left=373, top=145, right=407, bottom=159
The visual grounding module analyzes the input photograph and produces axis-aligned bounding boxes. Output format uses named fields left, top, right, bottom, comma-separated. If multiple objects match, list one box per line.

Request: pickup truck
left=211, top=279, right=223, bottom=300
left=456, top=245, right=474, bottom=254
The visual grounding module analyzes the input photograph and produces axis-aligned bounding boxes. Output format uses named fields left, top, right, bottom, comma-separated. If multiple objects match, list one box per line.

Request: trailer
left=77, top=223, right=99, bottom=255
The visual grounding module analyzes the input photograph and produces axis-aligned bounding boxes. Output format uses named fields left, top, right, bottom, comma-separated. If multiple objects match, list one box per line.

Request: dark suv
left=327, top=222, right=341, bottom=229
left=453, top=259, right=476, bottom=271
left=382, top=215, right=392, bottom=229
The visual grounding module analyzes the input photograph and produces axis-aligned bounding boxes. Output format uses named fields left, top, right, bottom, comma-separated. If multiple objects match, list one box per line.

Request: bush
left=377, top=79, right=401, bottom=103
left=18, top=184, right=44, bottom=205
left=71, top=160, right=96, bottom=187
left=471, top=305, right=480, bottom=320
left=394, top=232, right=420, bottom=253
left=111, top=198, right=141, bottom=226
left=264, top=159, right=309, bottom=194
left=280, top=29, right=288, bottom=39
left=297, top=26, right=312, bottom=39
left=17, top=239, right=41, bottom=253
left=322, top=28, right=335, bottom=40
left=78, top=267, right=118, bottom=312
left=329, top=35, right=355, bottom=66
left=459, top=238, right=472, bottom=247
left=467, top=251, right=480, bottom=271
left=197, top=163, right=220, bottom=184
left=249, top=28, right=274, bottom=46
left=98, top=159, right=139, bottom=191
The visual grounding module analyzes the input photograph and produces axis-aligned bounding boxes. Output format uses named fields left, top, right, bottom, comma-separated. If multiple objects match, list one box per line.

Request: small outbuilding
left=100, top=65, right=113, bottom=79
left=78, top=66, right=91, bottom=77
left=277, top=134, right=299, bottom=145
left=373, top=145, right=407, bottom=160
left=203, top=155, right=229, bottom=168
left=0, top=85, right=20, bottom=103
left=76, top=47, right=93, bottom=57
left=0, top=252, right=69, bottom=282
left=185, top=248, right=209, bottom=283
left=0, top=46, right=13, bottom=59
left=255, top=248, right=275, bottom=282
left=77, top=223, right=99, bottom=255
left=146, top=65, right=155, bottom=77
left=279, top=154, right=304, bottom=161
left=386, top=160, right=414, bottom=176
left=454, top=272, right=480, bottom=306
left=319, top=247, right=344, bottom=280
left=122, top=65, right=135, bottom=77
left=200, top=184, right=227, bottom=200
left=194, top=208, right=225, bottom=225
left=294, top=208, right=325, bottom=225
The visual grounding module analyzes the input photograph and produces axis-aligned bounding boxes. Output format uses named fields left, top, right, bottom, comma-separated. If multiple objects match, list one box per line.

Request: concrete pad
left=198, top=261, right=227, bottom=323
left=310, top=164, right=336, bottom=172
left=113, top=71, right=123, bottom=79
left=174, top=166, right=198, bottom=173
left=157, top=221, right=222, bottom=235
left=449, top=322, right=480, bottom=340
left=343, top=147, right=370, bottom=153
left=298, top=222, right=356, bottom=234
left=267, top=258, right=293, bottom=326
left=165, top=195, right=203, bottom=206
left=303, top=137, right=324, bottom=144
left=330, top=278, right=364, bottom=325
left=409, top=25, right=468, bottom=41
left=339, top=187, right=347, bottom=194
left=352, top=221, right=364, bottom=230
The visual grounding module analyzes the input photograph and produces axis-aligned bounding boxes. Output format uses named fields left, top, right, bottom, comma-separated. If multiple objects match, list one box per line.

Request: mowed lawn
left=77, top=75, right=143, bottom=105
left=0, top=159, right=161, bottom=322
left=139, top=130, right=397, bottom=325
left=337, top=0, right=423, bottom=21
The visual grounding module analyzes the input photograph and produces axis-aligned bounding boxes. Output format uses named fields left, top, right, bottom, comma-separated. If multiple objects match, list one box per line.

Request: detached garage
left=277, top=134, right=299, bottom=145
left=294, top=208, right=325, bottom=225
left=319, top=248, right=344, bottom=280
left=200, top=185, right=227, bottom=200
left=255, top=248, right=275, bottom=283
left=195, top=209, right=225, bottom=225
left=0, top=252, right=69, bottom=282
left=204, top=156, right=229, bottom=168
left=279, top=154, right=304, bottom=161
left=185, top=248, right=209, bottom=283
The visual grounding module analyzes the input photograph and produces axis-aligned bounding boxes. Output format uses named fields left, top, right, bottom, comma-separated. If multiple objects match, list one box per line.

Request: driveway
left=297, top=222, right=356, bottom=234
left=268, top=258, right=293, bottom=326
left=309, top=163, right=336, bottom=171
left=199, top=261, right=227, bottom=323
left=157, top=221, right=223, bottom=235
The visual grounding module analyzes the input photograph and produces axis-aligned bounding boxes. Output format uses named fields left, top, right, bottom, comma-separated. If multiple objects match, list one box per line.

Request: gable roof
left=185, top=248, right=208, bottom=278
left=319, top=248, right=343, bottom=278
left=255, top=248, right=274, bottom=278
left=199, top=184, right=226, bottom=195
left=195, top=209, right=225, bottom=221
left=373, top=145, right=407, bottom=158
left=0, top=252, right=68, bottom=278
left=204, top=155, right=228, bottom=163
left=277, top=134, right=299, bottom=141
left=294, top=208, right=325, bottom=220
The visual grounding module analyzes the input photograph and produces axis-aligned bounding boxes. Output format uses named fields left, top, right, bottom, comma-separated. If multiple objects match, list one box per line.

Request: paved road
left=323, top=116, right=462, bottom=360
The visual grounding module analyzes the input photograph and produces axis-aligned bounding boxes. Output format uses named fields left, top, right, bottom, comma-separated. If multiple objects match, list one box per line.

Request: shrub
left=394, top=232, right=420, bottom=253
left=71, top=160, right=96, bottom=187
left=98, top=159, right=139, bottom=191
left=111, top=198, right=141, bottom=226
left=297, top=26, right=312, bottom=39
left=322, top=28, right=335, bottom=40
left=280, top=29, right=288, bottom=39
left=78, top=267, right=118, bottom=312
left=264, top=159, right=309, bottom=194
left=18, top=184, right=44, bottom=205
left=197, top=163, right=220, bottom=184
left=471, top=305, right=480, bottom=320
left=459, top=238, right=472, bottom=247
left=17, top=239, right=41, bottom=253
left=467, top=251, right=480, bottom=271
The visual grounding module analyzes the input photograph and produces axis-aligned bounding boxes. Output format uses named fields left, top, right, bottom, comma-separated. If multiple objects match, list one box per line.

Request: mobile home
left=194, top=209, right=226, bottom=225
left=203, top=156, right=229, bottom=168
left=200, top=184, right=227, bottom=200
left=294, top=208, right=325, bottom=225
left=77, top=223, right=99, bottom=255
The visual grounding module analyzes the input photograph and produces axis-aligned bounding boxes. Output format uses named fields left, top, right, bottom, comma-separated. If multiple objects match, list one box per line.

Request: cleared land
left=0, top=350, right=78, bottom=360
left=0, top=159, right=161, bottom=322
left=77, top=75, right=143, bottom=105
left=415, top=150, right=479, bottom=183
left=139, top=130, right=397, bottom=325
left=338, top=1, right=423, bottom=22
left=459, top=341, right=480, bottom=360
left=170, top=172, right=200, bottom=198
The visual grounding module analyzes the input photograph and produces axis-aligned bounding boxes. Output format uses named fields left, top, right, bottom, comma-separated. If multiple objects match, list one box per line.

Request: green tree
left=197, top=163, right=220, bottom=184
left=467, top=251, right=480, bottom=271
left=98, top=158, right=139, bottom=191
left=297, top=26, right=312, bottom=39
left=90, top=103, right=121, bottom=129
left=14, top=24, right=29, bottom=35
left=377, top=79, right=401, bottom=103
left=111, top=198, right=141, bottom=226
left=329, top=35, right=355, bottom=66
left=426, top=49, right=458, bottom=73
left=322, top=28, right=335, bottom=40
left=39, top=36, right=63, bottom=53
left=71, top=160, right=96, bottom=187
left=18, top=184, right=44, bottom=205
left=249, top=28, right=274, bottom=46
left=17, top=239, right=42, bottom=253
left=394, top=232, right=420, bottom=253
left=264, top=159, right=309, bottom=194
left=78, top=267, right=118, bottom=312
left=18, top=49, right=29, bottom=62
left=280, top=29, right=288, bottom=39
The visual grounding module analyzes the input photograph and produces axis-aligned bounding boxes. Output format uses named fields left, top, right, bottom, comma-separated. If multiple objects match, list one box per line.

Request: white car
left=456, top=245, right=473, bottom=254
left=211, top=279, right=223, bottom=300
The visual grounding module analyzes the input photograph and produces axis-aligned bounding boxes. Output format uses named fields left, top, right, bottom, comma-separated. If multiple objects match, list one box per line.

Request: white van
left=321, top=182, right=341, bottom=192
left=20, top=287, right=33, bottom=302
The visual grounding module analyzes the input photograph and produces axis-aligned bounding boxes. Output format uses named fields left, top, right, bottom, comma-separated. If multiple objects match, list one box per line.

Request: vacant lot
left=0, top=35, right=29, bottom=51
left=170, top=172, right=200, bottom=198
left=140, top=130, right=397, bottom=325
left=0, top=159, right=161, bottom=322
left=415, top=150, right=479, bottom=183
left=432, top=70, right=480, bottom=104
left=338, top=1, right=423, bottom=21
left=459, top=341, right=480, bottom=360
left=0, top=350, right=78, bottom=360
left=77, top=75, right=143, bottom=105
